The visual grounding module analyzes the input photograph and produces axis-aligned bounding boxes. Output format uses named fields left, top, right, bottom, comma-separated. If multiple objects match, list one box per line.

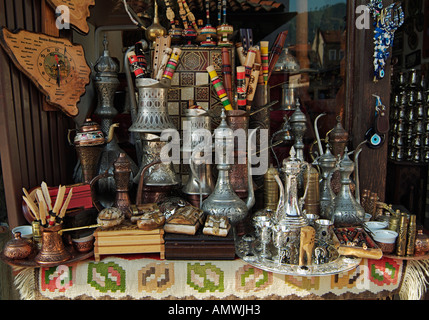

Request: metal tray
left=235, top=234, right=361, bottom=276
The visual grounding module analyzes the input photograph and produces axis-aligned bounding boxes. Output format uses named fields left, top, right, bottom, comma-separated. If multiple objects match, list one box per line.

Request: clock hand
left=55, top=54, right=61, bottom=87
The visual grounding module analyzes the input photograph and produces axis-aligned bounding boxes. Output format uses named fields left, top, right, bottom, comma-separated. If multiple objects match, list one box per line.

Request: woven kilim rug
left=12, top=255, right=410, bottom=300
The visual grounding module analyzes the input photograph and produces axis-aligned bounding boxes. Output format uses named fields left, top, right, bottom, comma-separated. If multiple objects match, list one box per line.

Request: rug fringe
left=399, top=260, right=429, bottom=300
left=13, top=267, right=36, bottom=300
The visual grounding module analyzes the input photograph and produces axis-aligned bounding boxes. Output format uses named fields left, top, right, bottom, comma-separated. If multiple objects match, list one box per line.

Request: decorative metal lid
left=339, top=148, right=354, bottom=174
left=282, top=147, right=302, bottom=175
left=329, top=116, right=348, bottom=143
left=113, top=153, right=131, bottom=173
left=74, top=118, right=105, bottom=146
left=289, top=101, right=306, bottom=124
left=214, top=109, right=234, bottom=142
left=94, top=36, right=119, bottom=76
left=318, top=144, right=337, bottom=168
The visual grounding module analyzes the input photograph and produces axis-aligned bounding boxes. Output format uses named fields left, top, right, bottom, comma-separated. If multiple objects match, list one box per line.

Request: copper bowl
left=72, top=235, right=94, bottom=253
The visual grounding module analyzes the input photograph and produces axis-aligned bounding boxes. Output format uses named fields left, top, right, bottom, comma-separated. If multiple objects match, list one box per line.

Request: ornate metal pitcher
left=68, top=118, right=118, bottom=183
left=331, top=150, right=365, bottom=227
left=182, top=109, right=214, bottom=207
left=201, top=110, right=255, bottom=225
left=134, top=133, right=180, bottom=186
left=314, top=146, right=337, bottom=220
left=93, top=37, right=138, bottom=206
left=274, top=147, right=310, bottom=228
left=128, top=79, right=176, bottom=134
left=128, top=78, right=178, bottom=185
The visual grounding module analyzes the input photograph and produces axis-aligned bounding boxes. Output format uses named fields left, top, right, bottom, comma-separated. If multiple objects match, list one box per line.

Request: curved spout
left=353, top=140, right=367, bottom=204
left=274, top=174, right=284, bottom=221
left=106, top=123, right=119, bottom=144
left=246, top=129, right=257, bottom=210
left=314, top=113, right=326, bottom=156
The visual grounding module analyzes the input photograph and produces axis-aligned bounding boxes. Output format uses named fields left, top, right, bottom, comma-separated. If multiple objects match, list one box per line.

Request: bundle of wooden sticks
left=22, top=182, right=73, bottom=228
left=127, top=35, right=182, bottom=86
left=209, top=30, right=288, bottom=111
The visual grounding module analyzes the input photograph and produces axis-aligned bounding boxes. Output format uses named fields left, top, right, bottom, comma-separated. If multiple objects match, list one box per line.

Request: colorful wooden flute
left=162, top=47, right=182, bottom=80
left=243, top=47, right=256, bottom=90
left=127, top=51, right=146, bottom=78
left=254, top=47, right=264, bottom=84
left=207, top=65, right=233, bottom=110
left=221, top=47, right=233, bottom=103
left=260, top=41, right=269, bottom=85
left=246, top=63, right=261, bottom=112
left=135, top=41, right=148, bottom=71
left=236, top=66, right=247, bottom=108
left=156, top=47, right=173, bottom=80
left=235, top=43, right=246, bottom=65
left=267, top=31, right=288, bottom=81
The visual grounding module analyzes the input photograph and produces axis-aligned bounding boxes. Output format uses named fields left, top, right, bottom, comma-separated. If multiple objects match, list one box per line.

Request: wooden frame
left=0, top=0, right=392, bottom=228
left=345, top=0, right=393, bottom=201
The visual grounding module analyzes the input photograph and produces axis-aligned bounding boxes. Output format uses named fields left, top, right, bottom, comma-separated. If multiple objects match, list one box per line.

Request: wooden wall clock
left=0, top=27, right=91, bottom=117
left=46, top=0, right=95, bottom=34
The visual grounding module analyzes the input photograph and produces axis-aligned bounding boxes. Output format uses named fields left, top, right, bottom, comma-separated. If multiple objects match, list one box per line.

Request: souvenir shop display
left=2, top=0, right=429, bottom=284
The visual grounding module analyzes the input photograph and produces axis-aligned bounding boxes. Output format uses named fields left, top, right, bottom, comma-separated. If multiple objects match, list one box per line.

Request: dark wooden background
left=345, top=0, right=393, bottom=201
left=0, top=0, right=76, bottom=228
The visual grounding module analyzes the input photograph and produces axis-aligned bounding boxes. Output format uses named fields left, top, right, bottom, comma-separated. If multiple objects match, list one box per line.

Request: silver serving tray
left=235, top=235, right=361, bottom=277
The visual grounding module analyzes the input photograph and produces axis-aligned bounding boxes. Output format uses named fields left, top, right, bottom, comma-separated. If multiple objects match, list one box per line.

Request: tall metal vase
left=182, top=110, right=214, bottom=207
left=93, top=37, right=139, bottom=207
left=128, top=79, right=179, bottom=185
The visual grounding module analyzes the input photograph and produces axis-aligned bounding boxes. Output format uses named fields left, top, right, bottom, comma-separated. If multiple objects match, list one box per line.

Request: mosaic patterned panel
left=171, top=47, right=235, bottom=179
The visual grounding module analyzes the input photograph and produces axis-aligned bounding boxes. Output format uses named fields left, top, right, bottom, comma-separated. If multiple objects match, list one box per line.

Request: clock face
left=0, top=28, right=91, bottom=116
left=37, top=47, right=75, bottom=85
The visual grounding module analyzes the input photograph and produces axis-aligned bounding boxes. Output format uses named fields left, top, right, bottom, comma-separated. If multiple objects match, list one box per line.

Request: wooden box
left=164, top=228, right=236, bottom=260
left=334, top=227, right=383, bottom=260
left=94, top=223, right=165, bottom=261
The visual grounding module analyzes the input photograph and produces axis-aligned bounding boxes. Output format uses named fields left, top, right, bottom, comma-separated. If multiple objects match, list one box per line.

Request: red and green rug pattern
left=34, top=255, right=404, bottom=299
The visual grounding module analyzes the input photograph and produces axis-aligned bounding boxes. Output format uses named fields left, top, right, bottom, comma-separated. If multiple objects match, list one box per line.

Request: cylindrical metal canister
left=406, top=214, right=417, bottom=256
left=396, top=213, right=409, bottom=256
left=264, top=166, right=279, bottom=211
left=304, top=166, right=320, bottom=215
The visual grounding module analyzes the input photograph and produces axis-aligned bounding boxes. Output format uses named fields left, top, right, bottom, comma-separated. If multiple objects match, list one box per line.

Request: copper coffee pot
left=34, top=224, right=71, bottom=265
left=68, top=118, right=118, bottom=183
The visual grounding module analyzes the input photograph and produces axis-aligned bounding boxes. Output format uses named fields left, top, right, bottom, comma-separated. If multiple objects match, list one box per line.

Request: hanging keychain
left=365, top=94, right=388, bottom=148
left=368, top=0, right=404, bottom=82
